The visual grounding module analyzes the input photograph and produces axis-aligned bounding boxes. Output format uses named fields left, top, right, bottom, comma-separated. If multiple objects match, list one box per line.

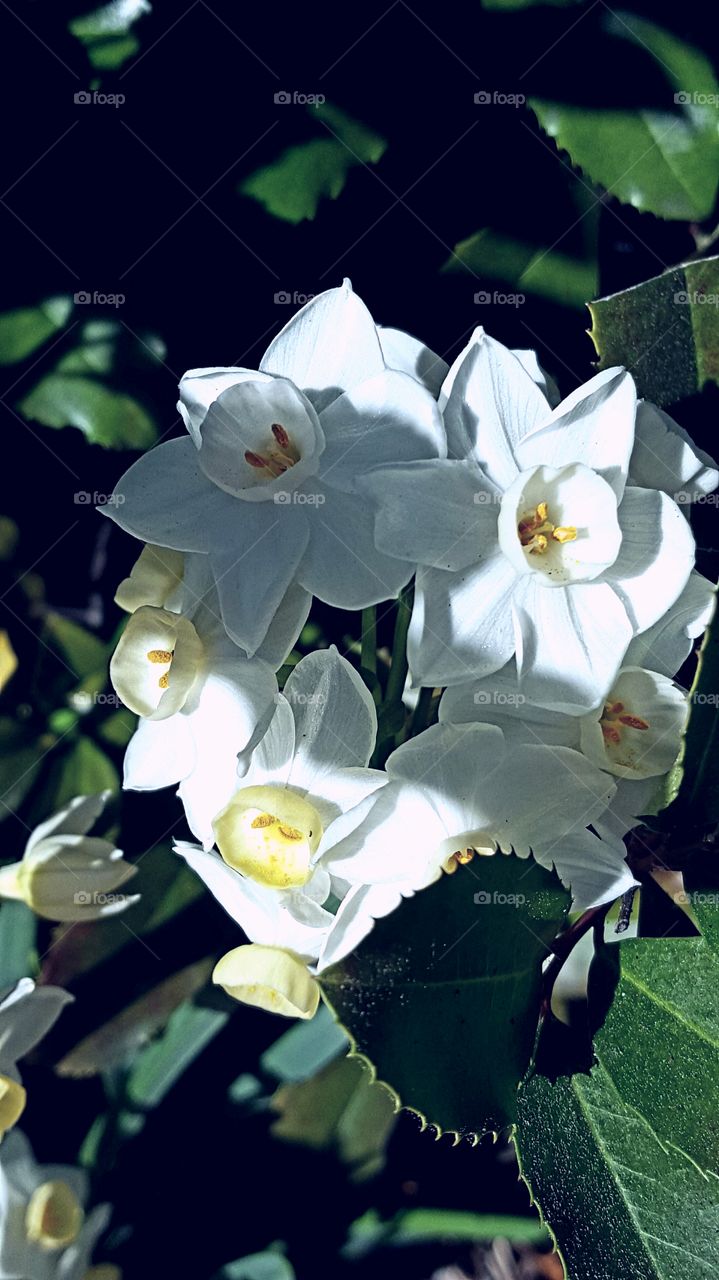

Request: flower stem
left=410, top=685, right=436, bottom=738
left=384, top=580, right=414, bottom=708
left=360, top=606, right=377, bottom=675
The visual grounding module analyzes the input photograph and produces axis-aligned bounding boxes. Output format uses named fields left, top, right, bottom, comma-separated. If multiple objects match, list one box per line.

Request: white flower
left=326, top=720, right=622, bottom=912
left=104, top=282, right=445, bottom=655
left=112, top=553, right=290, bottom=848
left=175, top=647, right=402, bottom=1012
left=0, top=980, right=72, bottom=1140
left=0, top=795, right=137, bottom=922
left=359, top=330, right=696, bottom=711
left=579, top=667, right=687, bottom=781
left=622, top=569, right=716, bottom=677
left=0, top=1128, right=110, bottom=1280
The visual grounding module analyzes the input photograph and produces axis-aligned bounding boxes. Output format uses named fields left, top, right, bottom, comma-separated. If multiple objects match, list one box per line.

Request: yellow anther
left=455, top=848, right=475, bottom=865
left=552, top=525, right=578, bottom=544
left=525, top=534, right=549, bottom=555
left=146, top=649, right=172, bottom=664
left=158, top=673, right=169, bottom=689
left=250, top=813, right=276, bottom=829
left=536, top=501, right=548, bottom=521
left=278, top=824, right=303, bottom=841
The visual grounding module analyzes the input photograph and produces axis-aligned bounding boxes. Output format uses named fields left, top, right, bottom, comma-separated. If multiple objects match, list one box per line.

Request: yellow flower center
left=244, top=422, right=300, bottom=479
left=146, top=647, right=173, bottom=690
left=599, top=700, right=650, bottom=746
left=213, top=785, right=323, bottom=889
left=0, top=1073, right=26, bottom=1135
left=25, top=1180, right=84, bottom=1251
left=518, top=500, right=577, bottom=555
left=442, top=839, right=496, bottom=875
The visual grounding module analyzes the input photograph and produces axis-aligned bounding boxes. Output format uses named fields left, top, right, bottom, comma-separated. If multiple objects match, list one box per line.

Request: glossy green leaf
left=0, top=902, right=37, bottom=987
left=344, top=1208, right=548, bottom=1258
left=126, top=998, right=229, bottom=1108
left=321, top=856, right=570, bottom=1137
left=43, top=613, right=108, bottom=682
left=19, top=374, right=157, bottom=450
left=51, top=736, right=119, bottom=808
left=70, top=0, right=149, bottom=70
left=589, top=254, right=719, bottom=406
left=241, top=102, right=386, bottom=224
left=219, top=1252, right=294, bottom=1280
left=530, top=16, right=719, bottom=220
left=0, top=718, right=45, bottom=819
left=261, top=1003, right=348, bottom=1083
left=0, top=297, right=72, bottom=366
left=516, top=931, right=719, bottom=1279
left=442, top=229, right=596, bottom=307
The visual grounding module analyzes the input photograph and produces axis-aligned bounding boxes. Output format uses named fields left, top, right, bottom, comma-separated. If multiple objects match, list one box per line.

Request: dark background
left=1, top=0, right=717, bottom=1276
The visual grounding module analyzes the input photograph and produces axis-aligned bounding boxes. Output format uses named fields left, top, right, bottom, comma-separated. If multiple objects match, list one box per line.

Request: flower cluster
left=97, top=282, right=715, bottom=1018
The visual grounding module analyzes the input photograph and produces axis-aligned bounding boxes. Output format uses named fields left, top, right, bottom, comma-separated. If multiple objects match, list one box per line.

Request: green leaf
left=515, top=931, right=719, bottom=1279
left=530, top=15, right=719, bottom=220
left=51, top=736, right=119, bottom=808
left=97, top=709, right=136, bottom=748
left=0, top=902, right=37, bottom=986
left=261, top=1004, right=348, bottom=1083
left=219, top=1252, right=295, bottom=1280
left=0, top=297, right=72, bottom=366
left=126, top=998, right=229, bottom=1108
left=321, top=856, right=570, bottom=1137
left=43, top=613, right=108, bottom=682
left=0, top=718, right=45, bottom=818
left=442, top=229, right=596, bottom=307
left=344, top=1208, right=548, bottom=1259
left=70, top=0, right=150, bottom=70
left=241, top=102, right=386, bottom=224
left=19, top=374, right=157, bottom=450
left=588, top=254, right=719, bottom=406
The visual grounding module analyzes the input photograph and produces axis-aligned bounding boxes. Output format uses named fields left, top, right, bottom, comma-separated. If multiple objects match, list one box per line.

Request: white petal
left=179, top=658, right=278, bottom=848
left=25, top=794, right=109, bottom=855
left=516, top=368, right=636, bottom=500
left=324, top=780, right=446, bottom=888
left=378, top=326, right=449, bottom=397
left=510, top=349, right=560, bottom=406
left=388, top=721, right=508, bottom=838
left=114, top=544, right=185, bottom=613
left=513, top=577, right=633, bottom=713
left=124, top=714, right=195, bottom=791
left=104, top=438, right=236, bottom=552
left=178, top=367, right=268, bottom=447
left=316, top=881, right=414, bottom=973
left=624, top=571, right=716, bottom=677
left=211, top=504, right=310, bottom=655
left=605, top=486, right=695, bottom=634
left=313, top=768, right=387, bottom=854
left=536, top=828, right=637, bottom=911
left=579, top=666, right=687, bottom=780
left=630, top=401, right=719, bottom=501
left=317, top=369, right=445, bottom=493
left=297, top=484, right=412, bottom=609
left=260, top=281, right=385, bottom=404
left=439, top=665, right=581, bottom=751
left=244, top=694, right=296, bottom=785
left=0, top=981, right=72, bottom=1071
left=256, top=582, right=312, bottom=668
left=440, top=331, right=548, bottom=485
left=408, top=556, right=518, bottom=688
left=359, top=459, right=501, bottom=572
left=283, top=648, right=378, bottom=793
left=481, top=744, right=615, bottom=856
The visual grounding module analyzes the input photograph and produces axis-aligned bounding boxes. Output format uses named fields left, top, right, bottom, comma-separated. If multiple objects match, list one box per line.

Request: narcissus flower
left=629, top=401, right=719, bottom=503
left=0, top=794, right=137, bottom=922
left=359, top=331, right=697, bottom=710
left=326, top=720, right=621, bottom=912
left=112, top=554, right=288, bottom=848
left=0, top=980, right=72, bottom=1140
left=0, top=1128, right=111, bottom=1279
left=103, top=282, right=445, bottom=655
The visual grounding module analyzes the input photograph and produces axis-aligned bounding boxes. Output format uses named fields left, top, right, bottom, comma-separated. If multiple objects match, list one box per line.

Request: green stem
left=384, top=581, right=414, bottom=708
left=360, top=606, right=377, bottom=675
